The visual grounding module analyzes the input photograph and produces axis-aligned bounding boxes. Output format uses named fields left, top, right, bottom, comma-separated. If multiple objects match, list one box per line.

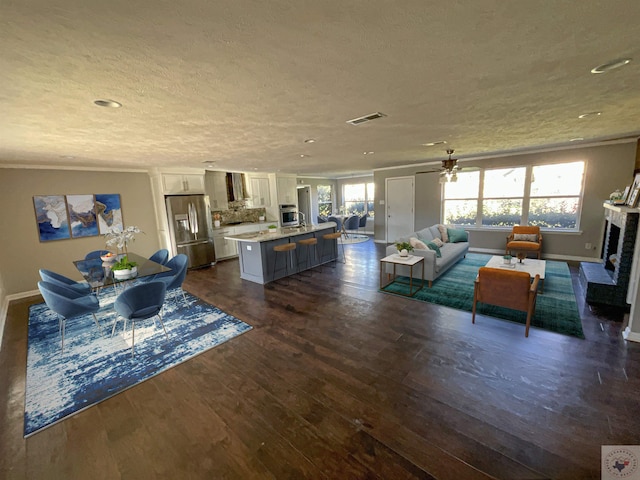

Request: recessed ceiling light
left=299, top=154, right=309, bottom=158
left=591, top=58, right=632, bottom=74
left=94, top=99, right=122, bottom=108
left=60, top=155, right=75, bottom=159
left=304, top=139, right=316, bottom=143
left=569, top=137, right=584, bottom=142
left=423, top=140, right=447, bottom=146
left=578, top=112, right=602, bottom=119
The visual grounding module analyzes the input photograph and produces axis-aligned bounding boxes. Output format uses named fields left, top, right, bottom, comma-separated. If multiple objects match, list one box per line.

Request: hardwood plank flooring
left=2, top=239, right=639, bottom=479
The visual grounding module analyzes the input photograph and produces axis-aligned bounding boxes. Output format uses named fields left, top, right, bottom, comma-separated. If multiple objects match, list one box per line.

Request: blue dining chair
left=151, top=254, right=189, bottom=306
left=39, top=269, right=91, bottom=294
left=344, top=215, right=360, bottom=238
left=85, top=250, right=111, bottom=260
left=327, top=216, right=343, bottom=233
left=37, top=280, right=102, bottom=353
left=113, top=281, right=168, bottom=357
left=358, top=213, right=368, bottom=234
left=148, top=249, right=169, bottom=266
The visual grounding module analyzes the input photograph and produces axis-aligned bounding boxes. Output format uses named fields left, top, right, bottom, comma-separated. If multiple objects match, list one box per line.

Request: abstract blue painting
left=66, top=194, right=99, bottom=238
left=33, top=195, right=71, bottom=242
left=95, top=193, right=123, bottom=234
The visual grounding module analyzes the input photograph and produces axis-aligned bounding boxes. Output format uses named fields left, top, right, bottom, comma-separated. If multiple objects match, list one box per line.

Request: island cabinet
left=225, top=223, right=337, bottom=284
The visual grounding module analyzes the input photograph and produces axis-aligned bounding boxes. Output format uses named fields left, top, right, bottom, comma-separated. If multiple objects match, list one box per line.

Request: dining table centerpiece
left=104, top=225, right=143, bottom=279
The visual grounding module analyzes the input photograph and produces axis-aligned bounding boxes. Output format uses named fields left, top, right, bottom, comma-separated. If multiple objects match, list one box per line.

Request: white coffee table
left=485, top=255, right=546, bottom=292
left=380, top=253, right=425, bottom=296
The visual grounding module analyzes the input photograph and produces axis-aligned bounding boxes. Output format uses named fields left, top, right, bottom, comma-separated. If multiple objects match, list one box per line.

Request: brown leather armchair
left=506, top=225, right=542, bottom=259
left=472, top=267, right=540, bottom=337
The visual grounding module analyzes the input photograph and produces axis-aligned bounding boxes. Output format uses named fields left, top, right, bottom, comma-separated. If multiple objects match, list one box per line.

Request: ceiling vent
left=346, top=112, right=387, bottom=125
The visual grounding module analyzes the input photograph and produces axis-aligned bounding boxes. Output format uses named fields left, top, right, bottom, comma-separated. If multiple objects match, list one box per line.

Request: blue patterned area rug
left=381, top=253, right=584, bottom=338
left=25, top=290, right=252, bottom=437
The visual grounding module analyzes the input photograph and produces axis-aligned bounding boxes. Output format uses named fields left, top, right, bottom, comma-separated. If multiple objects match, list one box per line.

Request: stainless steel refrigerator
left=165, top=195, right=215, bottom=268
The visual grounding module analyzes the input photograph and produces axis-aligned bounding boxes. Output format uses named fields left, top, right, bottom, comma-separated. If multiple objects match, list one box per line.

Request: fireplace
left=579, top=203, right=639, bottom=308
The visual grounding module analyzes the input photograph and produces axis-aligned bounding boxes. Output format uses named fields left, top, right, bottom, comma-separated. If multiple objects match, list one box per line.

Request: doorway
left=385, top=176, right=414, bottom=242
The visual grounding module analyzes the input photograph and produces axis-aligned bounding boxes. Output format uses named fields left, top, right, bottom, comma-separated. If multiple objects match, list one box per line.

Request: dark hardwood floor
left=2, top=239, right=639, bottom=479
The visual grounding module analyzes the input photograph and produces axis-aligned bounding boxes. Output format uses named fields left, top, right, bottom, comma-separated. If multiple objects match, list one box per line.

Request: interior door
left=297, top=186, right=312, bottom=225
left=386, top=176, right=414, bottom=242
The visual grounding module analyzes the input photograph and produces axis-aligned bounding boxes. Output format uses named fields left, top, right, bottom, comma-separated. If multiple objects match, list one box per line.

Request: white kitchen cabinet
left=212, top=226, right=238, bottom=260
left=248, top=176, right=271, bottom=207
left=163, top=174, right=205, bottom=194
left=213, top=222, right=265, bottom=260
left=205, top=171, right=229, bottom=210
left=276, top=175, right=298, bottom=206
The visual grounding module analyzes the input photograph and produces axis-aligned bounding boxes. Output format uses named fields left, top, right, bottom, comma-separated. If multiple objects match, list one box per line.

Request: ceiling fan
left=416, top=149, right=462, bottom=182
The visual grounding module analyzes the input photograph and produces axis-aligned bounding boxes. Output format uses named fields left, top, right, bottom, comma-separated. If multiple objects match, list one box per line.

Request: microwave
left=279, top=204, right=299, bottom=227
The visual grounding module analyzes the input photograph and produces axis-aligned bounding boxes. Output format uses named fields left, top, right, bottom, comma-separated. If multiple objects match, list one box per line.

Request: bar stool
left=272, top=242, right=296, bottom=284
left=297, top=237, right=319, bottom=276
left=321, top=231, right=345, bottom=267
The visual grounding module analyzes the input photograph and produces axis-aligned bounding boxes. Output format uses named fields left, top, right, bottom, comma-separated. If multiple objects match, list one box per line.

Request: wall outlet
left=585, top=242, right=592, bottom=250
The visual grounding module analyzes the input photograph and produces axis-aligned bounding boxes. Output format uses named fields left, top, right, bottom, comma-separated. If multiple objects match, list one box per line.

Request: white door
left=386, top=176, right=414, bottom=242
left=297, top=186, right=312, bottom=225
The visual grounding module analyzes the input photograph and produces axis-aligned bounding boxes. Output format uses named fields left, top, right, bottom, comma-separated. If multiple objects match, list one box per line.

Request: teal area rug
left=381, top=253, right=584, bottom=338
left=25, top=290, right=252, bottom=437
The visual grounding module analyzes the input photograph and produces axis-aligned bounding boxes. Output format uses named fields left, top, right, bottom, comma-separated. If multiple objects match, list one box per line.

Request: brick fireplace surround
left=579, top=203, right=639, bottom=308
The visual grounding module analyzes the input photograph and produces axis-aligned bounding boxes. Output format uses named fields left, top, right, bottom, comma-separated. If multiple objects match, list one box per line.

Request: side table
left=380, top=254, right=425, bottom=297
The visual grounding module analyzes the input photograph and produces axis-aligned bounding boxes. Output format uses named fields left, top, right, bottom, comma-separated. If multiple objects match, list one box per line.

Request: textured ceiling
left=1, top=1, right=639, bottom=177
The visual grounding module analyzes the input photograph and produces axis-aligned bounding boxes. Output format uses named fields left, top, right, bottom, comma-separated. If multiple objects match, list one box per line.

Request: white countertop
left=224, top=222, right=337, bottom=243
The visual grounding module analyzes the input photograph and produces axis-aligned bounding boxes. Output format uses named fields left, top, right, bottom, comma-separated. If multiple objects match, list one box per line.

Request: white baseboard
left=622, top=327, right=640, bottom=343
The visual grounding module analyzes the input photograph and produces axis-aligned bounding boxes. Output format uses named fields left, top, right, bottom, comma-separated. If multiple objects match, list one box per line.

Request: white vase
left=399, top=249, right=409, bottom=257
left=113, top=266, right=138, bottom=280
left=214, top=220, right=221, bottom=227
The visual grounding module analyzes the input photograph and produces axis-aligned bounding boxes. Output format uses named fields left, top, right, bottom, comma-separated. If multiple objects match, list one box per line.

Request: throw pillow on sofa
left=431, top=237, right=444, bottom=247
left=426, top=241, right=442, bottom=257
left=409, top=237, right=429, bottom=250
left=437, top=224, right=449, bottom=242
left=447, top=228, right=469, bottom=243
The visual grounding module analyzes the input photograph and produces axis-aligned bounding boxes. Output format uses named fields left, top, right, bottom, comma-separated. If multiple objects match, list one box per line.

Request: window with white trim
left=442, top=161, right=585, bottom=229
left=343, top=182, right=375, bottom=216
left=317, top=185, right=333, bottom=217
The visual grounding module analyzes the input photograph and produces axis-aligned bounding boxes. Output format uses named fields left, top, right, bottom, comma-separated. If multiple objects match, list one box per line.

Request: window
left=481, top=167, right=526, bottom=226
left=343, top=182, right=375, bottom=216
left=317, top=185, right=333, bottom=217
left=443, top=171, right=479, bottom=225
left=529, top=162, right=584, bottom=228
left=442, top=161, right=585, bottom=229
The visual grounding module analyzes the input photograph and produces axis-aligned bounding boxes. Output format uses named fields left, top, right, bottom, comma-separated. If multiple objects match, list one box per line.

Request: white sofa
left=385, top=224, right=469, bottom=287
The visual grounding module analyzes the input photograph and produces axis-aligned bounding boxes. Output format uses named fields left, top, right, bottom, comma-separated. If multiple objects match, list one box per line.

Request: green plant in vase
left=395, top=241, right=414, bottom=257
left=111, top=256, right=138, bottom=272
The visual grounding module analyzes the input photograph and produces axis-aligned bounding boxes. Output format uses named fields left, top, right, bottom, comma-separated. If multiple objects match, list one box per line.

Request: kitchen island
left=224, top=223, right=338, bottom=284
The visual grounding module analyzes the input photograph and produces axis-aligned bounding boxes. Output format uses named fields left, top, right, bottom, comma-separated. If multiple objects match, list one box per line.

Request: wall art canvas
left=95, top=194, right=123, bottom=234
left=33, top=195, right=71, bottom=242
left=66, top=194, right=99, bottom=238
